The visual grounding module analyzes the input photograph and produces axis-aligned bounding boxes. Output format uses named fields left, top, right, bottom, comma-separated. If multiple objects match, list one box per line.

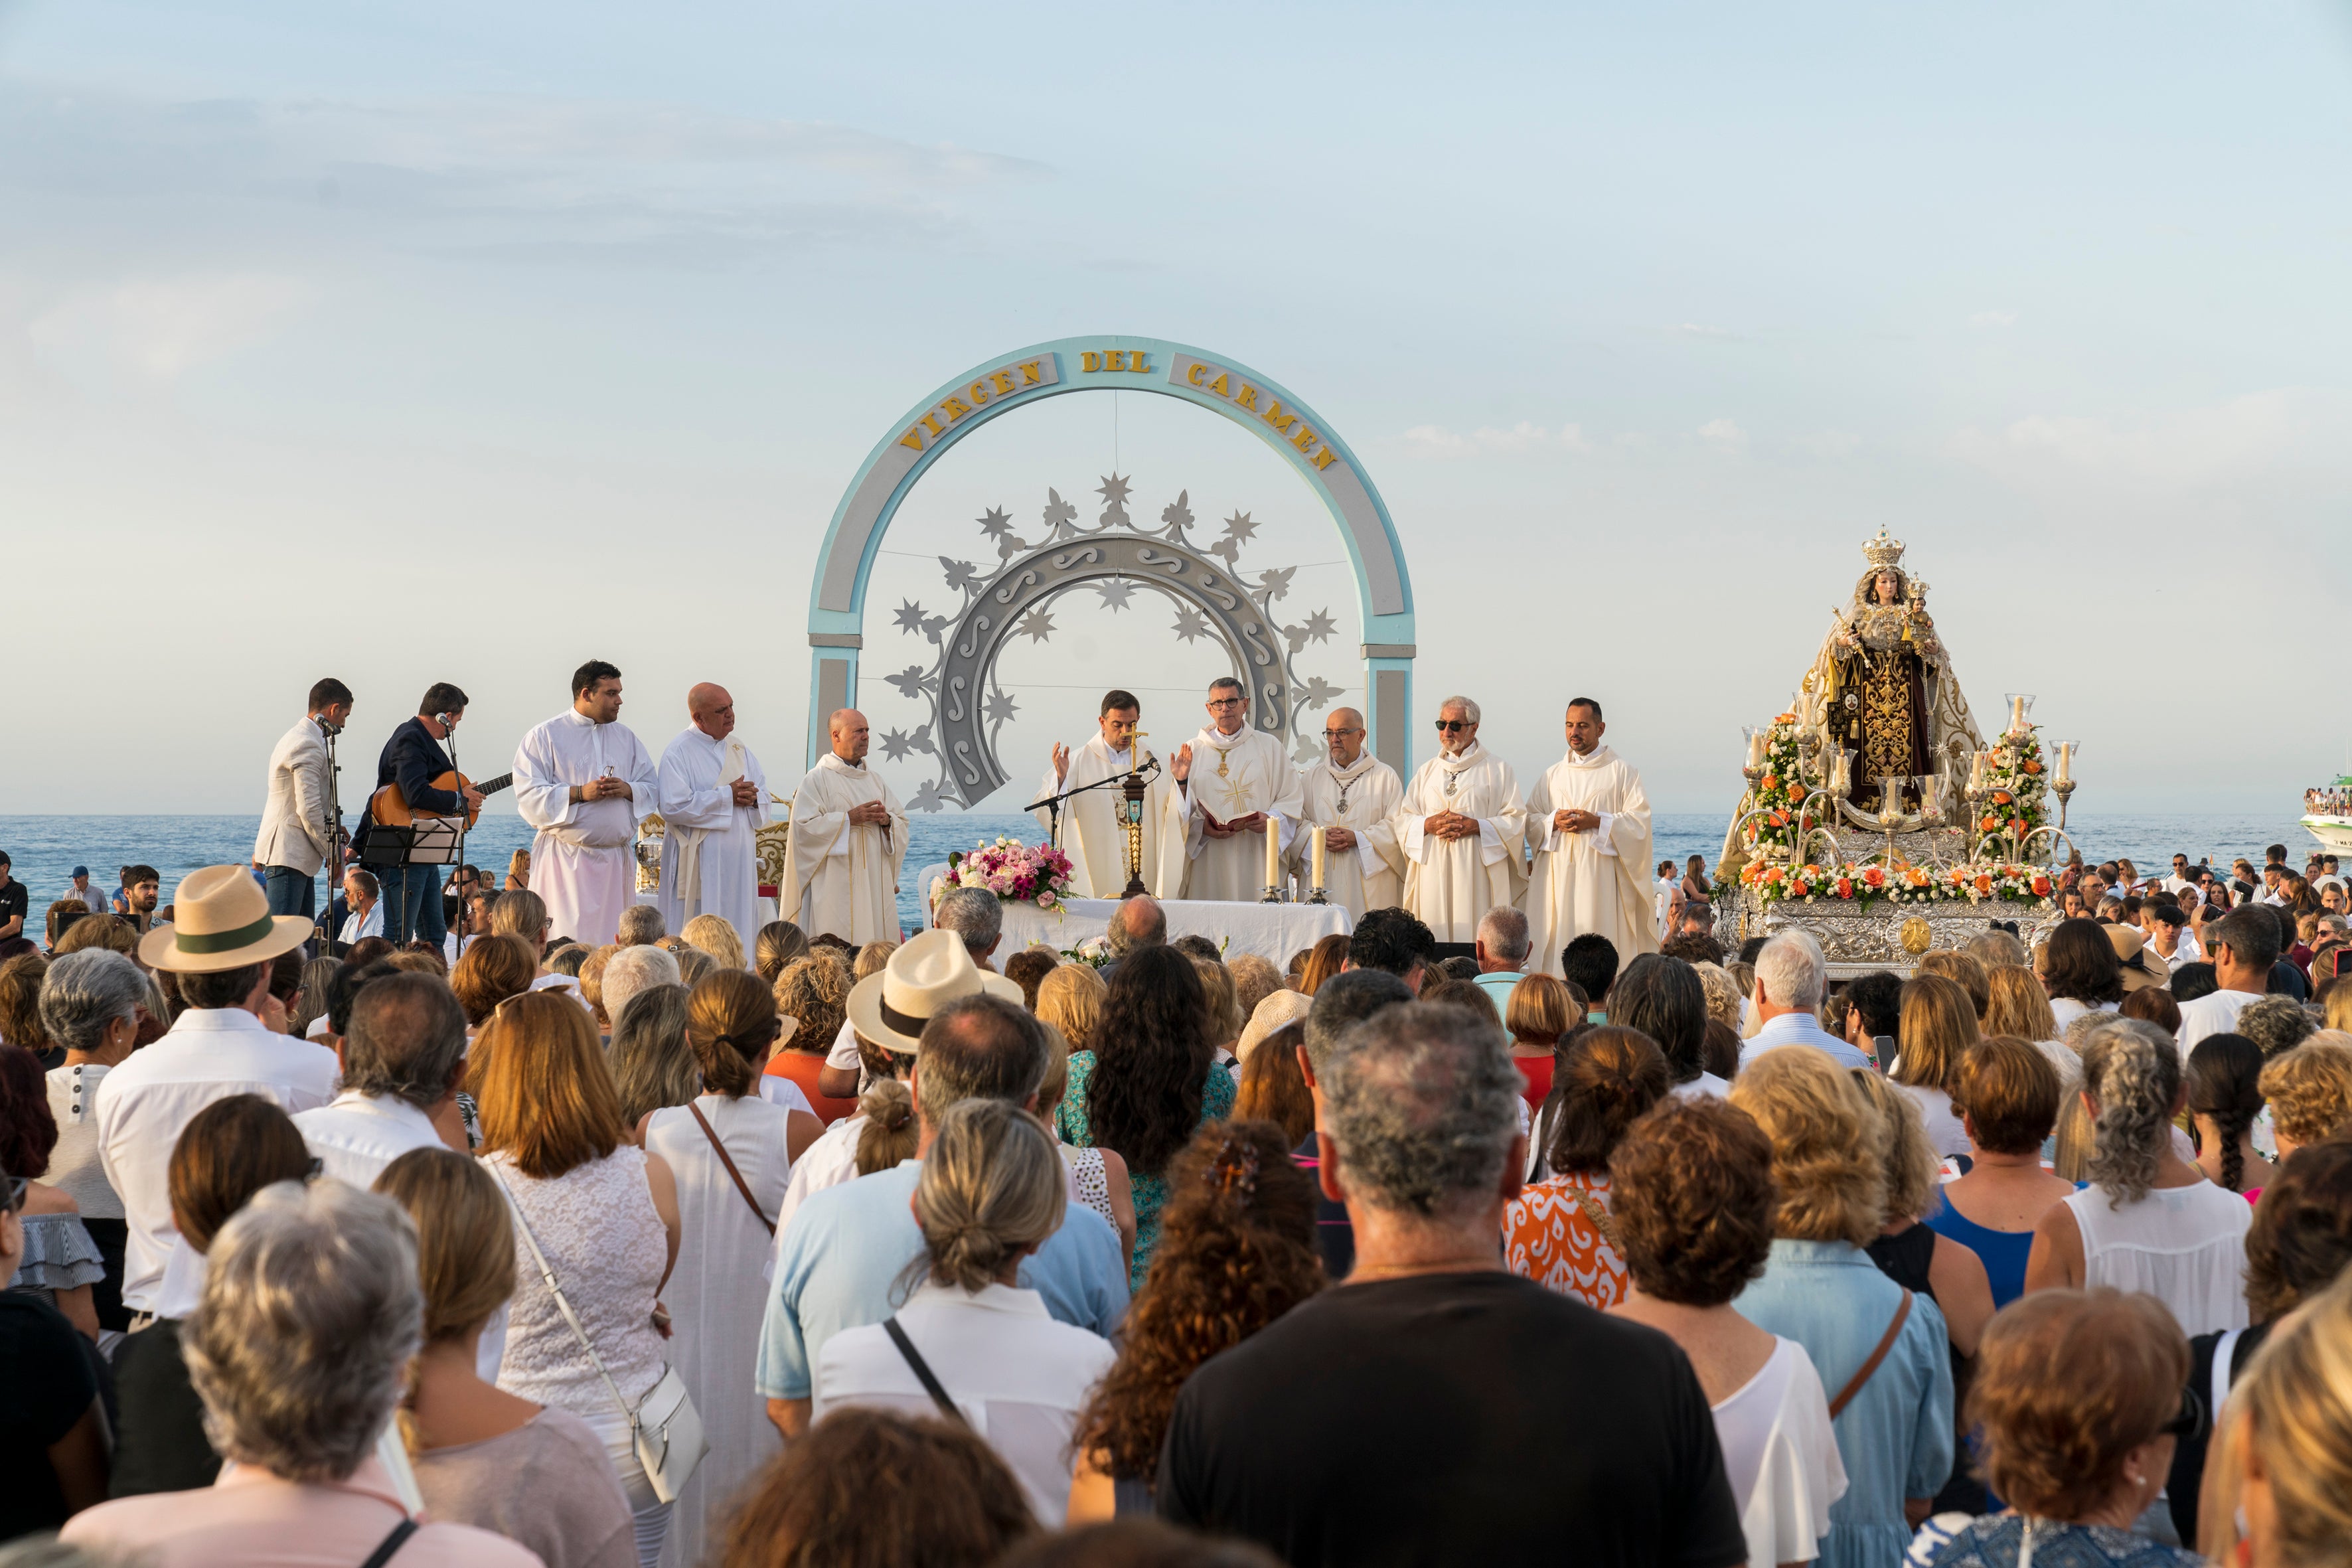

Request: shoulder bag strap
left=688, top=1101, right=775, bottom=1236
left=1828, top=1289, right=1914, bottom=1420
left=882, top=1316, right=966, bottom=1427
left=485, top=1160, right=642, bottom=1433
left=1568, top=1184, right=1620, bottom=1253
left=358, top=1518, right=418, bottom=1568
left=2211, top=1326, right=2246, bottom=1420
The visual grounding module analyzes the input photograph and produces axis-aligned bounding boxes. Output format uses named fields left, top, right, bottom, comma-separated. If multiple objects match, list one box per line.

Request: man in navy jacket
left=358, top=681, right=482, bottom=945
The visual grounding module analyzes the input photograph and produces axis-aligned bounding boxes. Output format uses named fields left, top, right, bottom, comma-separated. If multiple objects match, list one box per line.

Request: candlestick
left=2053, top=740, right=2076, bottom=787
left=2009, top=695, right=2023, bottom=734
left=1745, top=726, right=1766, bottom=771
left=1310, top=823, right=1328, bottom=892
left=1830, top=749, right=1851, bottom=795
left=1967, top=750, right=1986, bottom=792
left=1265, top=819, right=1283, bottom=899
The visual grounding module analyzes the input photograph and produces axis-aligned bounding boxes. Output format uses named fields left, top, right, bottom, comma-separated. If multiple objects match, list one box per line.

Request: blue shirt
left=1737, top=1239, right=1954, bottom=1568
left=1740, top=1010, right=1878, bottom=1073
left=755, top=1158, right=1128, bottom=1401
left=1470, top=971, right=1524, bottom=1014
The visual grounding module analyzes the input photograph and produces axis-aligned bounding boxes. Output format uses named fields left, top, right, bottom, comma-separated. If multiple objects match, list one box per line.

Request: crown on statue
left=1861, top=526, right=1907, bottom=570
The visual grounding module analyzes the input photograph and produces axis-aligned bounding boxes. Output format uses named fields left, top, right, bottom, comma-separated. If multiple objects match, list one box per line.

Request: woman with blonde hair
left=1731, top=1046, right=1955, bottom=1568
left=2024, top=1018, right=2252, bottom=1336
left=813, top=1099, right=1116, bottom=1528
left=752, top=921, right=809, bottom=987
left=2256, top=1034, right=2352, bottom=1164
left=1891, top=973, right=1979, bottom=1159
left=1690, top=960, right=1743, bottom=1033
left=608, top=984, right=700, bottom=1133
left=451, top=933, right=538, bottom=1031
left=2199, top=1271, right=2352, bottom=1568
left=643, top=971, right=820, bottom=1567
left=1190, top=956, right=1244, bottom=1062
left=762, top=956, right=857, bottom=1123
left=678, top=913, right=745, bottom=973
left=376, top=1146, right=635, bottom=1568
left=1296, top=931, right=1350, bottom=996
left=1034, top=962, right=1107, bottom=1056
left=1502, top=972, right=1572, bottom=1109
left=1915, top=950, right=1990, bottom=1021
left=473, top=992, right=682, bottom=1565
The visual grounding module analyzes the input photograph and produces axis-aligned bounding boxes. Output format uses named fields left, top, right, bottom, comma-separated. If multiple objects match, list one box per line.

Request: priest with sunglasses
left=1395, top=696, right=1527, bottom=941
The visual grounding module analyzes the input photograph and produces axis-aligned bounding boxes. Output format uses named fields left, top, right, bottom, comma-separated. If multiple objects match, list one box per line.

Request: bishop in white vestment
left=1395, top=698, right=1527, bottom=942
left=1164, top=679, right=1304, bottom=902
left=656, top=683, right=770, bottom=958
left=513, top=668, right=660, bottom=947
left=1035, top=690, right=1183, bottom=899
left=1524, top=700, right=1658, bottom=977
left=787, top=708, right=909, bottom=945
left=1289, top=706, right=1405, bottom=918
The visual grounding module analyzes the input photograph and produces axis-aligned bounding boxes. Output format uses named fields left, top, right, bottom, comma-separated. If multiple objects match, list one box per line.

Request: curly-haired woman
left=2024, top=1018, right=2252, bottom=1336
left=1501, top=1026, right=1669, bottom=1308
left=1068, top=1119, right=1322, bottom=1523
left=1056, top=946, right=1236, bottom=1291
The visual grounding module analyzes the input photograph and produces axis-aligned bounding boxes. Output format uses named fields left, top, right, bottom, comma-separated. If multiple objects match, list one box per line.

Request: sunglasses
left=1434, top=719, right=1471, bottom=732
left=2161, top=1385, right=2209, bottom=1443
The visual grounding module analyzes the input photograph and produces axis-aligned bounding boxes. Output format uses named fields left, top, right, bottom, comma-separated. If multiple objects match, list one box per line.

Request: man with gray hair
left=1163, top=676, right=1304, bottom=901
left=601, top=941, right=681, bottom=1031
left=1288, top=967, right=1414, bottom=1279
left=760, top=990, right=1128, bottom=1440
left=1739, top=928, right=1871, bottom=1069
left=1158, top=1001, right=1747, bottom=1564
left=932, top=885, right=1005, bottom=971
left=292, top=973, right=471, bottom=1189
left=1471, top=905, right=1530, bottom=1014
left=1103, top=894, right=1167, bottom=973
left=615, top=903, right=665, bottom=947
left=1395, top=696, right=1527, bottom=942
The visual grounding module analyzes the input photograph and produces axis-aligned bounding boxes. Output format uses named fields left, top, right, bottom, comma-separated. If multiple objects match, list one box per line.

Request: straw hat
left=1234, top=988, right=1314, bottom=1063
left=2104, top=924, right=2170, bottom=994
left=139, top=865, right=314, bottom=973
left=846, top=928, right=1023, bottom=1054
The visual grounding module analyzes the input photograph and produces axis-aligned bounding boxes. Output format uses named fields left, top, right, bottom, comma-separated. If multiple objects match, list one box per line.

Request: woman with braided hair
left=1069, top=1119, right=1322, bottom=1522
left=2024, top=1017, right=2253, bottom=1335
left=642, top=969, right=823, bottom=1567
left=813, top=1097, right=1117, bottom=1528
left=2187, top=1032, right=2275, bottom=1197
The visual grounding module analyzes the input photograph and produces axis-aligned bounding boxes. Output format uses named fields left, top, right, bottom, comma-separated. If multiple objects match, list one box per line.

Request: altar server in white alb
left=1524, top=696, right=1658, bottom=977
left=1165, top=676, right=1304, bottom=902
left=787, top=708, right=908, bottom=945
left=1395, top=695, right=1527, bottom=942
left=1036, top=688, right=1182, bottom=900
left=513, top=659, right=659, bottom=947
left=656, top=681, right=770, bottom=957
left=1289, top=706, right=1403, bottom=918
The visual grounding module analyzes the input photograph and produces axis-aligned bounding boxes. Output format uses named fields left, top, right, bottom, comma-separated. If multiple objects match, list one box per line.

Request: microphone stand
left=449, top=722, right=466, bottom=959
left=1024, top=757, right=1162, bottom=832
left=318, top=717, right=344, bottom=953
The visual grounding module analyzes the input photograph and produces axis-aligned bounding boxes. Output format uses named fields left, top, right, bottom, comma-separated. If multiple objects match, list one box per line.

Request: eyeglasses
left=1322, top=728, right=1362, bottom=740
left=1434, top=719, right=1471, bottom=732
left=1206, top=698, right=1245, bottom=710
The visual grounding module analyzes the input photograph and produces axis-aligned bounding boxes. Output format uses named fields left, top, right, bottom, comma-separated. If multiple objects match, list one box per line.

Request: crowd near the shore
left=3, top=837, right=2352, bottom=1568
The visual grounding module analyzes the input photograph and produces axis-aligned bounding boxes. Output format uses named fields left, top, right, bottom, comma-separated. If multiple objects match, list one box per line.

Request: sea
left=1, top=809, right=2325, bottom=938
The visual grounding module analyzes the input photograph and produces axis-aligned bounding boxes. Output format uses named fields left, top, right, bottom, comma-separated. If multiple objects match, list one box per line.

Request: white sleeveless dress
left=643, top=1094, right=797, bottom=1568
left=2064, top=1180, right=2252, bottom=1336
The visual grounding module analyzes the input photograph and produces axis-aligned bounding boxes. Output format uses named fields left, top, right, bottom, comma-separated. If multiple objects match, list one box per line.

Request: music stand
left=370, top=819, right=463, bottom=945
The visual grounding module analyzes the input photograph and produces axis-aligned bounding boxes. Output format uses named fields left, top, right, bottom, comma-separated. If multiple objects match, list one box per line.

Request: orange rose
left=1980, top=814, right=1999, bottom=832
left=2023, top=760, right=2043, bottom=774
left=1761, top=774, right=1778, bottom=793
left=2032, top=876, right=2051, bottom=895
left=1787, top=784, right=1808, bottom=804
left=2008, top=817, right=2027, bottom=836
left=1975, top=875, right=1994, bottom=895
left=1992, top=790, right=2013, bottom=805
left=1791, top=881, right=1810, bottom=897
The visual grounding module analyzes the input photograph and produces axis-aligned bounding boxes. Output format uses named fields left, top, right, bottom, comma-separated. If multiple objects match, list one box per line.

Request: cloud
left=1800, top=428, right=1862, bottom=457
left=29, top=273, right=313, bottom=378
left=1400, top=421, right=1592, bottom=457
left=1950, top=389, right=2352, bottom=493
left=1970, top=309, right=2017, bottom=329
left=1697, top=418, right=1747, bottom=454
left=1672, top=322, right=1745, bottom=341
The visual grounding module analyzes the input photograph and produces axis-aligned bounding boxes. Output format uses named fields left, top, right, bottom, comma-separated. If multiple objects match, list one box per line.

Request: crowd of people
left=7, top=828, right=2352, bottom=1568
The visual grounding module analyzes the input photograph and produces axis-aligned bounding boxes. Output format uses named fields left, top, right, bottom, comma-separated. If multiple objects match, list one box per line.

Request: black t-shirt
left=0, top=879, right=28, bottom=945
left=0, top=1293, right=100, bottom=1538
left=110, top=1316, right=223, bottom=1498
left=1157, top=1271, right=1747, bottom=1568
left=1289, top=1131, right=1355, bottom=1279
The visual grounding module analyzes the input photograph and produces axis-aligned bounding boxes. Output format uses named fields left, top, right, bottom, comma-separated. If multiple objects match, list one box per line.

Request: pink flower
left=1035, top=892, right=1054, bottom=907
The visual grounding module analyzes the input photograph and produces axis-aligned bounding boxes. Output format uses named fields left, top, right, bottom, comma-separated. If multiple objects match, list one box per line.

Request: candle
left=2009, top=694, right=2025, bottom=734
left=1266, top=818, right=1283, bottom=894
left=1917, top=775, right=1940, bottom=819
left=1830, top=750, right=1850, bottom=793
left=2055, top=742, right=2073, bottom=786
left=1310, top=823, right=1328, bottom=891
left=1745, top=728, right=1766, bottom=770
left=1967, top=750, right=1986, bottom=792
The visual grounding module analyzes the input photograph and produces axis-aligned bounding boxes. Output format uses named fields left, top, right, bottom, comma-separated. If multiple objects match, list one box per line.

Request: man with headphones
left=358, top=681, right=484, bottom=946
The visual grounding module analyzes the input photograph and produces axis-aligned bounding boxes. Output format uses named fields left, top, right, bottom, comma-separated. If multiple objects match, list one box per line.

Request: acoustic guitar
left=369, top=770, right=514, bottom=830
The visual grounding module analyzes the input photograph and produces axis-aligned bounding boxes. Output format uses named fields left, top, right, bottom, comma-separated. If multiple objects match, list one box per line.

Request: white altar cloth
left=915, top=863, right=1349, bottom=965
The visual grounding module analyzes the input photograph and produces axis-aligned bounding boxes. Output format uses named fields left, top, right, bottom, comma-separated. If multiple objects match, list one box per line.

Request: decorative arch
left=806, top=336, right=1416, bottom=781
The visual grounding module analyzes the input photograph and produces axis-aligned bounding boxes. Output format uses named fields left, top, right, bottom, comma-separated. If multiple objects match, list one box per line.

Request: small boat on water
left=2305, top=776, right=2352, bottom=852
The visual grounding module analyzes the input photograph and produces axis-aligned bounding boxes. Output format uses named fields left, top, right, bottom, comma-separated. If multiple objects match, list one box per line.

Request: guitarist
left=357, top=681, right=483, bottom=947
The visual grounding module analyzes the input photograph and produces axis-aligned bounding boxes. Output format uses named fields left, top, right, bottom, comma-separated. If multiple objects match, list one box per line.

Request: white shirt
left=293, top=1090, right=446, bottom=1190
left=1671, top=1072, right=1732, bottom=1101
left=2176, top=987, right=2264, bottom=1052
left=94, top=1007, right=341, bottom=1312
left=2047, top=996, right=2119, bottom=1035
left=1711, top=1336, right=1846, bottom=1568
left=813, top=1281, right=1117, bottom=1527
left=340, top=902, right=384, bottom=944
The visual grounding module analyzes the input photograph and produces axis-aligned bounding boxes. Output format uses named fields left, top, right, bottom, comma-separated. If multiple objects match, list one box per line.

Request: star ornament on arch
left=1097, top=473, right=1132, bottom=526
left=879, top=728, right=917, bottom=763
left=892, top=599, right=929, bottom=635
left=1170, top=606, right=1212, bottom=645
left=1014, top=608, right=1056, bottom=644
left=1095, top=579, right=1137, bottom=612
left=1221, top=510, right=1257, bottom=546
left=984, top=688, right=1020, bottom=726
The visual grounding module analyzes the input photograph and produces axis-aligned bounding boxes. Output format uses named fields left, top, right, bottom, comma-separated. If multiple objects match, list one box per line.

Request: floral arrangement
left=1738, top=856, right=2053, bottom=912
left=945, top=836, right=1075, bottom=912
left=1735, top=712, right=1817, bottom=863
left=1970, top=730, right=2049, bottom=851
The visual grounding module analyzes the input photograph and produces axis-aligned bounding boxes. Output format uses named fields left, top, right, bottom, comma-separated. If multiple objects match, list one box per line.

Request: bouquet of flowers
left=1971, top=732, right=2050, bottom=850
left=945, top=836, right=1075, bottom=913
left=1739, top=855, right=2053, bottom=912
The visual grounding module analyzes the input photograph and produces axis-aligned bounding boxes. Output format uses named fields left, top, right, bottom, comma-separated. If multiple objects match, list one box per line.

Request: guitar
left=369, top=771, right=514, bottom=831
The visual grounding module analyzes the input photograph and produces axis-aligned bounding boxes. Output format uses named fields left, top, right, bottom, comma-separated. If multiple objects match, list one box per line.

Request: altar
left=916, top=863, right=1351, bottom=965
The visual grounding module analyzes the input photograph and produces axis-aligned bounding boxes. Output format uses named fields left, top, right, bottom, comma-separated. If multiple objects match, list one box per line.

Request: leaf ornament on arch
left=1255, top=565, right=1296, bottom=602
left=907, top=779, right=947, bottom=814
left=940, top=558, right=983, bottom=594
left=884, top=665, right=935, bottom=701
left=1042, top=488, right=1079, bottom=534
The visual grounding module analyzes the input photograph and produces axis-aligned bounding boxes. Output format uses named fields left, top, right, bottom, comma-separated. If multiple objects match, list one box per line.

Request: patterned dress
left=1501, top=1170, right=1628, bottom=1308
left=1056, top=1052, right=1237, bottom=1293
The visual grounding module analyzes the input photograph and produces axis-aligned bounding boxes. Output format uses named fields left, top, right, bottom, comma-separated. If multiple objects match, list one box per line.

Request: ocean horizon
left=2, top=809, right=2327, bottom=938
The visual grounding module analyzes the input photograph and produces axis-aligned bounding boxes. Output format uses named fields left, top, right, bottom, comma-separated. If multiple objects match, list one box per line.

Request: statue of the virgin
left=1806, top=528, right=1987, bottom=806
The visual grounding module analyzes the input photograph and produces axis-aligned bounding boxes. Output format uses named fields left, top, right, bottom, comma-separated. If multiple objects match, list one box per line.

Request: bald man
left=655, top=682, right=771, bottom=954
left=1290, top=706, right=1404, bottom=918
left=785, top=708, right=909, bottom=945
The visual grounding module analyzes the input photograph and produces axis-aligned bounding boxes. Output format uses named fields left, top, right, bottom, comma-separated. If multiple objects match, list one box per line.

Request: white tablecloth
left=916, top=863, right=1350, bottom=964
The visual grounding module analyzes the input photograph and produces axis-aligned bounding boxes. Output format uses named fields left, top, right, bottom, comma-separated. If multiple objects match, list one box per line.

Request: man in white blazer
left=254, top=678, right=354, bottom=921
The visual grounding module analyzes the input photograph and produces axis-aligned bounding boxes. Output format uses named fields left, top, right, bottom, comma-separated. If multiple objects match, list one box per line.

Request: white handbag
left=489, top=1162, right=708, bottom=1503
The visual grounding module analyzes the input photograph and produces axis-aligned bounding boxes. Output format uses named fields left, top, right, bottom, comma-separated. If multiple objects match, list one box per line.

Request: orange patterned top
left=1502, top=1170, right=1627, bottom=1309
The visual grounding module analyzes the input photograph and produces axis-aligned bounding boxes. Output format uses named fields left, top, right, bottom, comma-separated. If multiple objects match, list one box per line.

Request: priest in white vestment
left=513, top=661, right=660, bottom=947
left=1164, top=677, right=1304, bottom=902
left=1035, top=688, right=1184, bottom=899
left=656, top=682, right=770, bottom=959
left=1524, top=698, right=1658, bottom=977
left=1289, top=706, right=1405, bottom=918
left=787, top=708, right=909, bottom=945
left=1394, top=696, right=1527, bottom=942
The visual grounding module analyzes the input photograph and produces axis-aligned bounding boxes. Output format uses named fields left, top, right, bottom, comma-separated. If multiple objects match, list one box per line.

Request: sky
left=5, top=1, right=2351, bottom=824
